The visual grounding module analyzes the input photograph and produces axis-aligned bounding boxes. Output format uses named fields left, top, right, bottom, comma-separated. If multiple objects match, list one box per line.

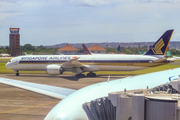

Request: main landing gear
left=75, top=72, right=96, bottom=78
left=75, top=73, right=85, bottom=78
left=87, top=72, right=96, bottom=77
left=15, top=70, right=19, bottom=76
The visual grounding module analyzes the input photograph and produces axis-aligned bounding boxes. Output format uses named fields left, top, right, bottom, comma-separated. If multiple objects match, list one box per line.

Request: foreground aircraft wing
left=0, top=77, right=76, bottom=99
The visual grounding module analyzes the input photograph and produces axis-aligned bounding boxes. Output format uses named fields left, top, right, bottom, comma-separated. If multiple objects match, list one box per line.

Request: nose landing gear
left=15, top=70, right=19, bottom=76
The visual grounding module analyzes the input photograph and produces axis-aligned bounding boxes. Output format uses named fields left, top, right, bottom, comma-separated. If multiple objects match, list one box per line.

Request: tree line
left=0, top=44, right=58, bottom=55
left=1, top=44, right=180, bottom=56
left=21, top=44, right=58, bottom=55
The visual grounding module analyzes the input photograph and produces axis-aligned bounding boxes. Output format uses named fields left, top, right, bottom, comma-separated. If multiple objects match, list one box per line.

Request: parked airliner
left=5, top=30, right=174, bottom=77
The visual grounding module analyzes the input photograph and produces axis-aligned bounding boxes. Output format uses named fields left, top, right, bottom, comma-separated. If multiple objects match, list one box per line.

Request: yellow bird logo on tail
left=152, top=38, right=165, bottom=54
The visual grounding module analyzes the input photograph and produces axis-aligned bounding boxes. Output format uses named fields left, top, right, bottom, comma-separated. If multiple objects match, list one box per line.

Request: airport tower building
left=8, top=28, right=21, bottom=56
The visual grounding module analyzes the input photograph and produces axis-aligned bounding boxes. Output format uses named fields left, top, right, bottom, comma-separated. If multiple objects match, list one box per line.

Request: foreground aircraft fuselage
left=5, top=29, right=174, bottom=77
left=44, top=68, right=180, bottom=120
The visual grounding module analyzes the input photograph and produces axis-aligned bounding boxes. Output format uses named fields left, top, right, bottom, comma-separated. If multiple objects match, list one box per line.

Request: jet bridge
left=83, top=97, right=116, bottom=120
left=83, top=79, right=180, bottom=120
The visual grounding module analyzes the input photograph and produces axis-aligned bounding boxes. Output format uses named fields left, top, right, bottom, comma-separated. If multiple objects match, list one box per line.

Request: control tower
left=8, top=28, right=21, bottom=56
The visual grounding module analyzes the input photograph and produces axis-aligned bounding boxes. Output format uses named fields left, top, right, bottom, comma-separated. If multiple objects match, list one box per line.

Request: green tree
left=37, top=45, right=46, bottom=50
left=0, top=47, right=7, bottom=53
left=169, top=49, right=180, bottom=55
left=22, top=44, right=35, bottom=52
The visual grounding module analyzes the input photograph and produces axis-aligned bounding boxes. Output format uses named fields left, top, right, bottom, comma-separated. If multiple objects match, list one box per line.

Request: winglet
left=82, top=44, right=92, bottom=55
left=145, top=29, right=174, bottom=55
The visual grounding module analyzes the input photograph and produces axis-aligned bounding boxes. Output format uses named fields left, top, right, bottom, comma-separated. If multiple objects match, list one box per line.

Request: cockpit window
left=8, top=61, right=11, bottom=62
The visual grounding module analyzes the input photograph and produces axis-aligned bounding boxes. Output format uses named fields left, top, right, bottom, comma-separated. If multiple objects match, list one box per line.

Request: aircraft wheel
left=87, top=73, right=96, bottom=77
left=93, top=73, right=96, bottom=77
left=16, top=73, right=19, bottom=76
left=75, top=74, right=79, bottom=78
left=76, top=74, right=85, bottom=78
left=87, top=73, right=90, bottom=77
left=81, top=74, right=85, bottom=78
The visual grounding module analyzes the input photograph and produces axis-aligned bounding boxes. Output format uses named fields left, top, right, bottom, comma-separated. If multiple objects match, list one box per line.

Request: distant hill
left=2, top=41, right=180, bottom=49
left=44, top=41, right=180, bottom=49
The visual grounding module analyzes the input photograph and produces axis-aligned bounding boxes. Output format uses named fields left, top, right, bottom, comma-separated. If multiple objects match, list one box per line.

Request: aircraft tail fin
left=145, top=29, right=174, bottom=55
left=82, top=44, right=92, bottom=55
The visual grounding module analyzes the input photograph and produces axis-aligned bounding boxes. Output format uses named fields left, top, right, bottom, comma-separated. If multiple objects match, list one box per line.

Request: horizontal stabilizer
left=167, top=56, right=180, bottom=61
left=0, top=77, right=76, bottom=99
left=145, top=29, right=174, bottom=55
left=153, top=57, right=167, bottom=63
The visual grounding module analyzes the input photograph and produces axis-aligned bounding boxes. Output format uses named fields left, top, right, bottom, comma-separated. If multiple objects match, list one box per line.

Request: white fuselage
left=6, top=54, right=168, bottom=73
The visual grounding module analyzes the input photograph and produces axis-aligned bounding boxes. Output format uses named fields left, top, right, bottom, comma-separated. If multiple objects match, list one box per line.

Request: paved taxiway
left=0, top=74, right=125, bottom=120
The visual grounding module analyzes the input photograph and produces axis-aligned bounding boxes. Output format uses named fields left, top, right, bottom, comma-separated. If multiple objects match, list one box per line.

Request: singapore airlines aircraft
left=6, top=30, right=174, bottom=77
left=0, top=67, right=180, bottom=119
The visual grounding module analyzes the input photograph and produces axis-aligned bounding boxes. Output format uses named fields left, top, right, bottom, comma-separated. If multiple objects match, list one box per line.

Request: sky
left=0, top=0, right=180, bottom=46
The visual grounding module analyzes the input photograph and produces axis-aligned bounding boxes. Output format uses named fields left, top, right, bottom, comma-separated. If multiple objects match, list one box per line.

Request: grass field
left=175, top=60, right=180, bottom=62
left=0, top=59, right=10, bottom=61
left=95, top=64, right=180, bottom=75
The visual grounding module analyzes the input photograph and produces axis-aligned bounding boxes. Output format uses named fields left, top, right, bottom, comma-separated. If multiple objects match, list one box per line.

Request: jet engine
left=46, top=64, right=64, bottom=75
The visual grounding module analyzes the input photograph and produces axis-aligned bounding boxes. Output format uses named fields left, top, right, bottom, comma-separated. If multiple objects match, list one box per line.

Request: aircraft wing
left=62, top=57, right=83, bottom=68
left=0, top=77, right=76, bottom=99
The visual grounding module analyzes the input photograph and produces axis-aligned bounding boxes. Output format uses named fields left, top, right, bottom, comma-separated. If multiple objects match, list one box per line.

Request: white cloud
left=61, top=0, right=180, bottom=6
left=64, top=0, right=111, bottom=6
left=0, top=0, right=180, bottom=45
left=1, top=0, right=180, bottom=8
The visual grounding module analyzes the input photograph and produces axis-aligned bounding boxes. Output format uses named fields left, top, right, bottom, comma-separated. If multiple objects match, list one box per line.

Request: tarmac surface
left=0, top=74, right=125, bottom=120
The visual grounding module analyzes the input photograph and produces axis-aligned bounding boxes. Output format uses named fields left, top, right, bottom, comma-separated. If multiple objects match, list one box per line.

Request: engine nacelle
left=46, top=64, right=64, bottom=75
